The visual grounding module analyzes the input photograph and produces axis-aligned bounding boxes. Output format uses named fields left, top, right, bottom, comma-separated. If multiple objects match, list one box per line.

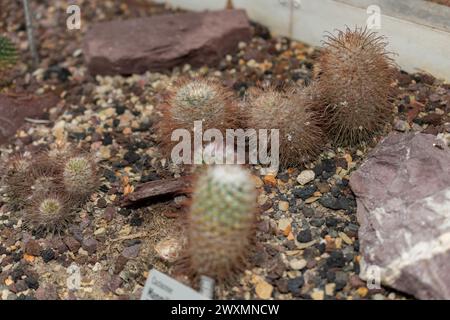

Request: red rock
left=0, top=93, right=58, bottom=145
left=83, top=10, right=252, bottom=75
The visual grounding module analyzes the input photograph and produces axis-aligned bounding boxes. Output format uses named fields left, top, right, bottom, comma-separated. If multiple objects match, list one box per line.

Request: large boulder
left=83, top=9, right=252, bottom=75
left=0, top=94, right=58, bottom=145
left=350, top=132, right=450, bottom=299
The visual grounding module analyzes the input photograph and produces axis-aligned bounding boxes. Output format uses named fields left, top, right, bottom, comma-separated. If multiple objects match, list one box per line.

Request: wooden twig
left=121, top=175, right=191, bottom=206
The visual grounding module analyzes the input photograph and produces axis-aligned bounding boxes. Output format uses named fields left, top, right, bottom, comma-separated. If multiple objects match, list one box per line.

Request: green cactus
left=186, top=165, right=258, bottom=281
left=0, top=36, right=17, bottom=70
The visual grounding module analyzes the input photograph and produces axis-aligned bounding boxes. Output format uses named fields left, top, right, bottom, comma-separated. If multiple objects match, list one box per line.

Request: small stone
left=278, top=201, right=289, bottom=211
left=357, top=287, right=369, bottom=297
left=319, top=194, right=341, bottom=210
left=40, top=248, right=55, bottom=263
left=255, top=280, right=273, bottom=299
left=82, top=238, right=98, bottom=255
left=338, top=232, right=353, bottom=245
left=24, top=276, right=39, bottom=290
left=94, top=227, right=106, bottom=236
left=103, top=206, right=116, bottom=221
left=327, top=251, right=346, bottom=268
left=296, top=170, right=315, bottom=185
left=96, top=198, right=107, bottom=208
left=263, top=174, right=277, bottom=186
left=293, top=185, right=317, bottom=200
left=121, top=244, right=141, bottom=260
left=277, top=218, right=292, bottom=235
left=296, top=229, right=312, bottom=243
left=311, top=289, right=324, bottom=300
left=64, top=237, right=81, bottom=253
left=25, top=240, right=42, bottom=256
left=325, top=283, right=336, bottom=296
left=289, top=259, right=307, bottom=270
left=287, top=276, right=304, bottom=296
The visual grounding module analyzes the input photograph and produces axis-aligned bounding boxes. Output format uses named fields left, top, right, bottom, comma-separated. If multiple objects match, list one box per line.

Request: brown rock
left=24, top=239, right=42, bottom=256
left=63, top=236, right=81, bottom=253
left=350, top=132, right=450, bottom=299
left=83, top=10, right=252, bottom=75
left=0, top=94, right=58, bottom=145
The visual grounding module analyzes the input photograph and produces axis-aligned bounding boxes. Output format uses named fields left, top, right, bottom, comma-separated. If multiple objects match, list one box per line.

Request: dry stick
left=120, top=175, right=191, bottom=207
left=22, top=0, right=39, bottom=68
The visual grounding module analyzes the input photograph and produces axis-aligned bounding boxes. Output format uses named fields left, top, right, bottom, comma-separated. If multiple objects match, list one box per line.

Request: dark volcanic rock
left=350, top=132, right=450, bottom=299
left=0, top=94, right=58, bottom=145
left=84, top=10, right=252, bottom=75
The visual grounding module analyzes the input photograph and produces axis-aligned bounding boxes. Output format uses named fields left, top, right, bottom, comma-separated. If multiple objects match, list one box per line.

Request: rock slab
left=0, top=94, right=58, bottom=145
left=350, top=132, right=450, bottom=299
left=83, top=9, right=252, bottom=75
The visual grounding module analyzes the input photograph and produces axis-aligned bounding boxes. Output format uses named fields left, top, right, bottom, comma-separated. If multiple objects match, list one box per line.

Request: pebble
left=287, top=276, right=304, bottom=296
left=255, top=280, right=273, bottom=299
left=296, top=229, right=312, bottom=243
left=82, top=238, right=98, bottom=255
left=325, top=283, right=336, bottom=296
left=121, top=244, right=141, bottom=260
left=278, top=201, right=289, bottom=211
left=40, top=248, right=55, bottom=262
left=310, top=289, right=324, bottom=300
left=296, top=170, right=315, bottom=185
left=94, top=227, right=106, bottom=236
left=293, top=185, right=317, bottom=200
left=64, top=237, right=81, bottom=253
left=277, top=218, right=292, bottom=234
left=24, top=240, right=42, bottom=256
left=338, top=232, right=353, bottom=245
left=327, top=251, right=346, bottom=268
left=155, top=238, right=181, bottom=263
left=289, top=259, right=307, bottom=270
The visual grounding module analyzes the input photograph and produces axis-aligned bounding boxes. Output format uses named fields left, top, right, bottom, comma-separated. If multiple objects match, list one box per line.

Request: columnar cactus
left=186, top=165, right=258, bottom=281
left=315, top=27, right=395, bottom=145
left=158, top=78, right=238, bottom=157
left=245, top=85, right=325, bottom=168
left=0, top=36, right=17, bottom=70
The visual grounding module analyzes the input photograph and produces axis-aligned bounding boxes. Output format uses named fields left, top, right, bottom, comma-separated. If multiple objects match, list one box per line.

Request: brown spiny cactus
left=157, top=78, right=238, bottom=158
left=245, top=85, right=325, bottom=168
left=315, top=27, right=396, bottom=145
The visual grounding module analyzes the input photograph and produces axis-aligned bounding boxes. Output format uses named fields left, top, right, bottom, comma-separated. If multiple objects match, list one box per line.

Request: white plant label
left=141, top=269, right=208, bottom=300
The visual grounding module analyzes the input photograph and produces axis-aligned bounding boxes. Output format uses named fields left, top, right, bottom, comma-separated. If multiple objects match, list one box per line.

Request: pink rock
left=350, top=132, right=450, bottom=299
left=83, top=10, right=252, bottom=75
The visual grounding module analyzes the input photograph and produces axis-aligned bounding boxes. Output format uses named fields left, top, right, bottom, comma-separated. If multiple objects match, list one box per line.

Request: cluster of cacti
left=314, top=27, right=395, bottom=145
left=0, top=36, right=17, bottom=70
left=184, top=165, right=258, bottom=281
left=1, top=146, right=100, bottom=234
left=245, top=85, right=325, bottom=167
left=157, top=78, right=238, bottom=156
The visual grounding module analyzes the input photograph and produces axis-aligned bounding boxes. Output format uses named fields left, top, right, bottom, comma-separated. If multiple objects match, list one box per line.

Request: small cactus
left=185, top=165, right=258, bottom=281
left=61, top=155, right=99, bottom=200
left=25, top=192, right=74, bottom=234
left=0, top=36, right=17, bottom=70
left=158, top=78, right=238, bottom=157
left=245, top=85, right=325, bottom=168
left=315, top=27, right=395, bottom=145
left=2, top=155, right=33, bottom=210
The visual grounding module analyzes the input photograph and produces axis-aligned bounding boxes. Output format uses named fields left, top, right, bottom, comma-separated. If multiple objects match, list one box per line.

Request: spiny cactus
left=185, top=165, right=258, bottom=281
left=315, top=27, right=395, bottom=145
left=158, top=78, right=238, bottom=157
left=61, top=155, right=100, bottom=200
left=245, top=85, right=325, bottom=168
left=24, top=192, right=74, bottom=234
left=0, top=36, right=17, bottom=70
left=2, top=155, right=33, bottom=210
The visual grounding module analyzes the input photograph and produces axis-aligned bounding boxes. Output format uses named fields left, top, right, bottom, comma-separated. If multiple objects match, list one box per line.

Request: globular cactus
left=158, top=78, right=238, bottom=157
left=315, top=27, right=395, bottom=145
left=245, top=85, right=325, bottom=168
left=25, top=192, right=74, bottom=234
left=0, top=36, right=17, bottom=70
left=2, top=155, right=33, bottom=210
left=185, top=165, right=258, bottom=281
left=61, top=155, right=100, bottom=200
